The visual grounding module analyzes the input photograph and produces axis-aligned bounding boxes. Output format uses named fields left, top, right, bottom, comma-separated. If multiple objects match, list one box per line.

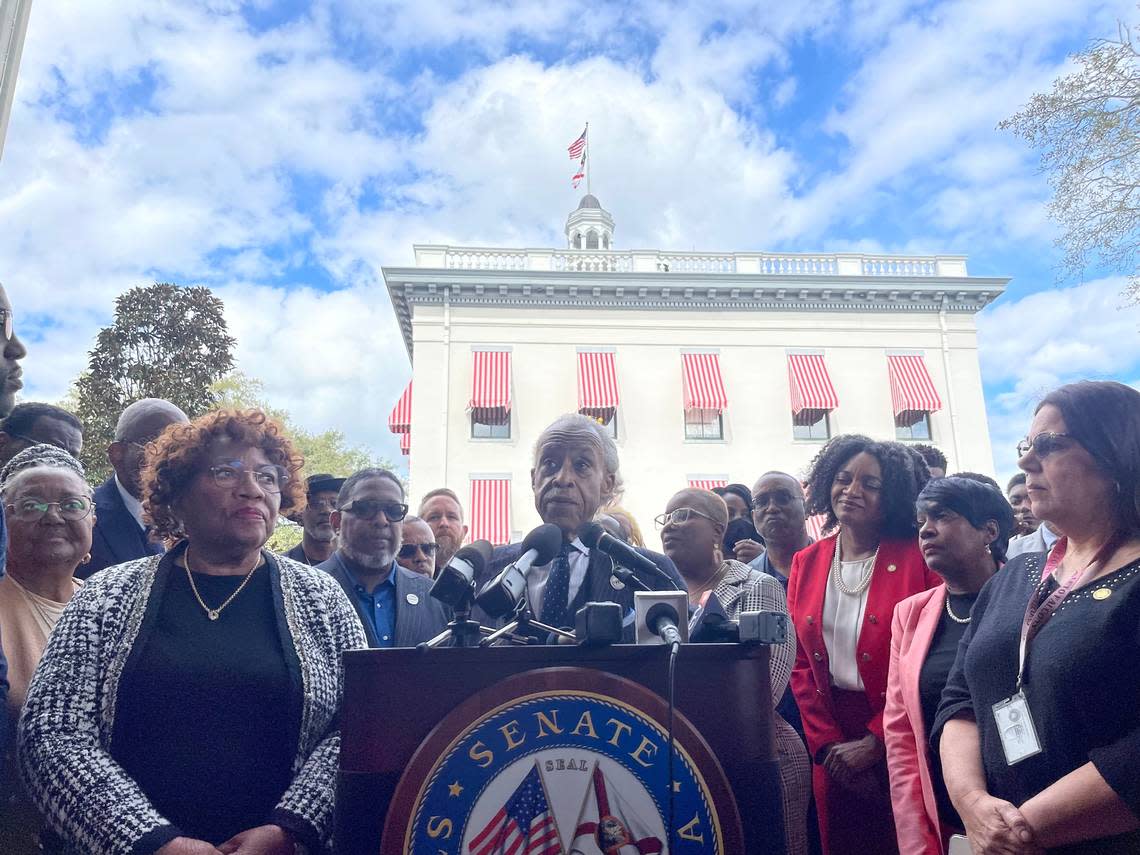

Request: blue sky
left=2, top=0, right=1138, bottom=484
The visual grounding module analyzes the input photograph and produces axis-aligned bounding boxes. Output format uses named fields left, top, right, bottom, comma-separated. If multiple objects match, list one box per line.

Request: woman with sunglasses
left=657, top=488, right=811, bottom=855
left=787, top=434, right=936, bottom=854
left=20, top=410, right=367, bottom=855
left=0, top=445, right=92, bottom=854
left=935, top=381, right=1140, bottom=854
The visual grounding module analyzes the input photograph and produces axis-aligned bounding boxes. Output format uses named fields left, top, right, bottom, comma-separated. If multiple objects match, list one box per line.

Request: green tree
left=74, top=283, right=236, bottom=481
left=212, top=371, right=395, bottom=482
left=1000, top=18, right=1140, bottom=298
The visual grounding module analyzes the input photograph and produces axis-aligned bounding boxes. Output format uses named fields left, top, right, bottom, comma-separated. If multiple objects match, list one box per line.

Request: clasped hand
left=957, top=790, right=1043, bottom=855
left=822, top=733, right=883, bottom=786
left=156, top=824, right=295, bottom=855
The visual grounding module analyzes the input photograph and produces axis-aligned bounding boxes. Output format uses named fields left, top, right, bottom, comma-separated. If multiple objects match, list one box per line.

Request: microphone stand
left=419, top=582, right=497, bottom=649
left=481, top=601, right=576, bottom=647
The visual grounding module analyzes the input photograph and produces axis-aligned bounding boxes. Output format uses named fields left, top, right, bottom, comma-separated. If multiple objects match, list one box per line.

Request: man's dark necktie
left=540, top=541, right=573, bottom=628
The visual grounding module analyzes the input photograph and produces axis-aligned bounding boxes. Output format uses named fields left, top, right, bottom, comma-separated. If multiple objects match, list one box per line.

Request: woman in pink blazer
left=885, top=476, right=1013, bottom=854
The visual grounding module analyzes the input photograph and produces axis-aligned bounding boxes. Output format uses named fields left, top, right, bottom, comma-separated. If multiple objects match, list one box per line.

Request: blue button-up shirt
left=342, top=560, right=398, bottom=648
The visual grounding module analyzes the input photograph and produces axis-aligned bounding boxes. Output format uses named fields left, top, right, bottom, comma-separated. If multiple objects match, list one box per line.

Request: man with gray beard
left=317, top=468, right=447, bottom=648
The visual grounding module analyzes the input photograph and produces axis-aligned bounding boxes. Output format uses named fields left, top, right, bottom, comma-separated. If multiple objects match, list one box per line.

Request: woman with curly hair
left=787, top=434, right=937, bottom=854
left=19, top=409, right=367, bottom=855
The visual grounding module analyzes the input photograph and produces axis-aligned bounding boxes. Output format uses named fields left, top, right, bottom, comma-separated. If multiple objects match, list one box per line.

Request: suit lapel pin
left=406, top=593, right=420, bottom=606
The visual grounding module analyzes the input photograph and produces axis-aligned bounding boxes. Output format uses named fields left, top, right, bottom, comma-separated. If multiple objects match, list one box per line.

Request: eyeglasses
left=654, top=507, right=720, bottom=529
left=306, top=497, right=338, bottom=512
left=339, top=499, right=409, bottom=521
left=1016, top=432, right=1075, bottom=460
left=208, top=463, right=290, bottom=493
left=0, top=309, right=13, bottom=342
left=398, top=542, right=438, bottom=558
left=6, top=496, right=94, bottom=522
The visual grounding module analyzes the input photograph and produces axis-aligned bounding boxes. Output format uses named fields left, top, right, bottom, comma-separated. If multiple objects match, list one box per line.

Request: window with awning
left=787, top=353, right=838, bottom=440
left=682, top=352, right=728, bottom=440
left=887, top=354, right=942, bottom=439
left=388, top=380, right=412, bottom=456
left=577, top=350, right=619, bottom=423
left=470, top=477, right=511, bottom=545
left=470, top=350, right=512, bottom=437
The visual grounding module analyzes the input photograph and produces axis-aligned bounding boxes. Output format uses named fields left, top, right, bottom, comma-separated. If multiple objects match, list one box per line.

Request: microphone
left=646, top=602, right=684, bottom=647
left=634, top=590, right=690, bottom=646
left=475, top=524, right=563, bottom=618
left=578, top=521, right=681, bottom=590
left=688, top=591, right=740, bottom=643
left=429, top=540, right=493, bottom=609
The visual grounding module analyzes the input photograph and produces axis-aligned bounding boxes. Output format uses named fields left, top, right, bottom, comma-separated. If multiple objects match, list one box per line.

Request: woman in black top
left=884, top=476, right=1012, bottom=854
left=20, top=410, right=367, bottom=855
left=936, top=381, right=1140, bottom=854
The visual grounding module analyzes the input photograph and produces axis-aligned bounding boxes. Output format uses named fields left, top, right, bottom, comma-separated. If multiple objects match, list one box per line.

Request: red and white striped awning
left=806, top=514, right=830, bottom=542
left=681, top=352, right=728, bottom=411
left=578, top=351, right=620, bottom=413
left=388, top=381, right=412, bottom=434
left=469, top=350, right=512, bottom=424
left=787, top=353, right=839, bottom=415
left=887, top=354, right=943, bottom=418
left=399, top=432, right=410, bottom=457
left=688, top=477, right=728, bottom=491
left=470, top=478, right=511, bottom=545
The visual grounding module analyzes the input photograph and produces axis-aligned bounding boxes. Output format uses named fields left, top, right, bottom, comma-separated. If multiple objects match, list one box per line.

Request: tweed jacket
left=317, top=551, right=450, bottom=648
left=18, top=549, right=367, bottom=855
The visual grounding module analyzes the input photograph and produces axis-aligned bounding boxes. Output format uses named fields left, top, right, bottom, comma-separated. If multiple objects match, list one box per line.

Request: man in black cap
left=286, top=473, right=345, bottom=565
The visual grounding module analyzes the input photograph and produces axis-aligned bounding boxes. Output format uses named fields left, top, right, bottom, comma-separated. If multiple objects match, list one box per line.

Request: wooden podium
left=337, top=643, right=785, bottom=854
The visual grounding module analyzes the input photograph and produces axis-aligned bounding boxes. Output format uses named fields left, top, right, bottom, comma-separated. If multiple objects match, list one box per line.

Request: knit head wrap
left=0, top=443, right=87, bottom=492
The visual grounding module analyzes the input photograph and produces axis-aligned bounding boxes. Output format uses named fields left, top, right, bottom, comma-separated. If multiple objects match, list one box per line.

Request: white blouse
left=822, top=557, right=874, bottom=691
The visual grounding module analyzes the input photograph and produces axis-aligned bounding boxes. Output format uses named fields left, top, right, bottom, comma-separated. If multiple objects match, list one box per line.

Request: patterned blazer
left=18, top=550, right=367, bottom=855
left=317, top=552, right=450, bottom=648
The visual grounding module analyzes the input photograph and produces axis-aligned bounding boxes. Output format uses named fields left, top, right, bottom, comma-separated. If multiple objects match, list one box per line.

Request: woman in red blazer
left=885, top=476, right=1012, bottom=854
left=788, top=436, right=937, bottom=854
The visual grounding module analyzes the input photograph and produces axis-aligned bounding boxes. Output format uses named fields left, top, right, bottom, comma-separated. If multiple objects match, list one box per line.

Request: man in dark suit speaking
left=479, top=413, right=684, bottom=639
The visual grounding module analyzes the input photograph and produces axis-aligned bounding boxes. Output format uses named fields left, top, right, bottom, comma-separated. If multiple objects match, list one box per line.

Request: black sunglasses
left=398, top=543, right=438, bottom=558
left=339, top=499, right=409, bottom=521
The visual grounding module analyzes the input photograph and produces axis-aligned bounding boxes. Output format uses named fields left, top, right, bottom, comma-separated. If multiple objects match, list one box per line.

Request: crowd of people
left=0, top=277, right=1136, bottom=855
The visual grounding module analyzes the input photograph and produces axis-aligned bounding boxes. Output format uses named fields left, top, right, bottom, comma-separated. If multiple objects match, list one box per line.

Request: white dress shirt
left=525, top=538, right=589, bottom=615
left=114, top=475, right=146, bottom=531
left=822, top=557, right=874, bottom=691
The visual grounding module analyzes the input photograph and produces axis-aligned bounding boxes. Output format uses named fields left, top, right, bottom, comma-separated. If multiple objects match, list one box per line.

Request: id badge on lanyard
left=994, top=534, right=1121, bottom=766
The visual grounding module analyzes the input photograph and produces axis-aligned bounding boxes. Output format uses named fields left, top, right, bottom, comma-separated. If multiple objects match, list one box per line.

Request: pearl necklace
left=830, top=533, right=879, bottom=597
left=944, top=594, right=971, bottom=624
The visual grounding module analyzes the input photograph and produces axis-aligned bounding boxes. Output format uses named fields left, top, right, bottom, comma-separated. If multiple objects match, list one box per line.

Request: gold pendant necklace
left=184, top=548, right=261, bottom=621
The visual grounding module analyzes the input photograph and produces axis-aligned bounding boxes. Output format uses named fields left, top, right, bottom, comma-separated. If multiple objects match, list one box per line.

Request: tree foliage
left=1000, top=19, right=1140, bottom=298
left=211, top=371, right=393, bottom=483
left=74, top=283, right=236, bottom=481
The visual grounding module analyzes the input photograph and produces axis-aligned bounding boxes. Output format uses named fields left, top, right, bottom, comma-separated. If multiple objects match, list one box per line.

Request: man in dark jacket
left=285, top=474, right=344, bottom=565
left=84, top=398, right=188, bottom=578
left=477, top=414, right=684, bottom=640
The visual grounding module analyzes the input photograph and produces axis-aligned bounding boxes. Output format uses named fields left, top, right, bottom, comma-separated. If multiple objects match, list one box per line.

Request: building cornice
left=383, top=267, right=1010, bottom=361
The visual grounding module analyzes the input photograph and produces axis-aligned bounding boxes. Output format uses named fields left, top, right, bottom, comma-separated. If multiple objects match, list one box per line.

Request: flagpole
left=585, top=121, right=591, bottom=197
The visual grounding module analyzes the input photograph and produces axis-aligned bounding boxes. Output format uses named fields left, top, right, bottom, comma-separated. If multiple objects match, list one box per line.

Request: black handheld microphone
left=645, top=601, right=684, bottom=647
left=429, top=540, right=493, bottom=609
left=475, top=524, right=563, bottom=618
left=578, top=521, right=680, bottom=590
left=688, top=591, right=740, bottom=643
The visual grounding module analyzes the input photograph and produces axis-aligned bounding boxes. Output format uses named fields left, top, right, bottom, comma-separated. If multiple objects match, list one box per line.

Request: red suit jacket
left=885, top=585, right=952, bottom=855
left=787, top=534, right=937, bottom=759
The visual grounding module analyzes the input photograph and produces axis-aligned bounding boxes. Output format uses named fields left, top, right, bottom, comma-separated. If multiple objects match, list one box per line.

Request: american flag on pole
left=467, top=763, right=561, bottom=855
left=568, top=126, right=587, bottom=159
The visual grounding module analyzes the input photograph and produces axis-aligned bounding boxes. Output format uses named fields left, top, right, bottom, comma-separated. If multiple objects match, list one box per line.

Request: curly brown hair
left=142, top=409, right=306, bottom=541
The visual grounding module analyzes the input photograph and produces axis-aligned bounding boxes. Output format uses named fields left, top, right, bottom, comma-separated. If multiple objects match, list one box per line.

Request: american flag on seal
left=467, top=763, right=562, bottom=855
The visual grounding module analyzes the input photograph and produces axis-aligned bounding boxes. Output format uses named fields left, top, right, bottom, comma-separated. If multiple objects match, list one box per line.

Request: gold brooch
left=1092, top=588, right=1112, bottom=601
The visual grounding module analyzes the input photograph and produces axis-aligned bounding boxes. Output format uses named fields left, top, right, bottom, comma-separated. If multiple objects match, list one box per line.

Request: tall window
left=685, top=408, right=724, bottom=440
left=896, top=413, right=932, bottom=441
left=793, top=410, right=831, bottom=440
left=586, top=231, right=599, bottom=249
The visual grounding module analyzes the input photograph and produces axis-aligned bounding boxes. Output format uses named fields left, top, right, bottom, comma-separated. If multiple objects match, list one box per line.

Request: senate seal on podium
left=382, top=667, right=744, bottom=854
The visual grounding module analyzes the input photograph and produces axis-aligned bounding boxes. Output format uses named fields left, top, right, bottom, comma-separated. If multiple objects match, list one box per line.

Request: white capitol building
left=383, top=194, right=1007, bottom=549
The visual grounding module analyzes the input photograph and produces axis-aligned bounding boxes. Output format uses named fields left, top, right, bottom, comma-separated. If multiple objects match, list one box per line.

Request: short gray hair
left=1, top=443, right=88, bottom=494
left=533, top=413, right=624, bottom=503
